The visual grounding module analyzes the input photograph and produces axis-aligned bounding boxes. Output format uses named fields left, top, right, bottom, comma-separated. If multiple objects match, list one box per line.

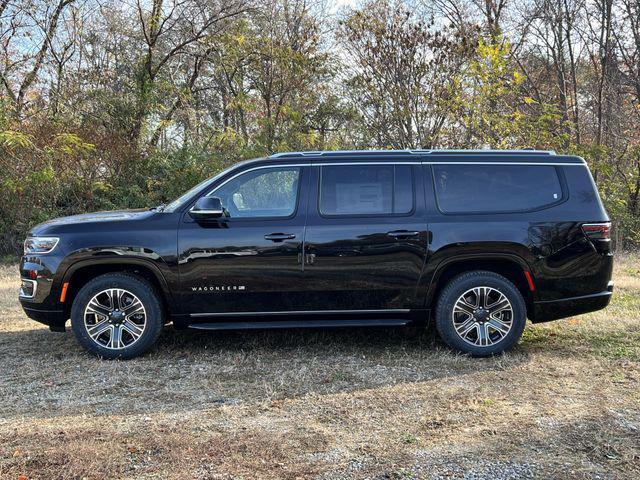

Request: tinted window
left=320, top=164, right=414, bottom=216
left=210, top=167, right=300, bottom=218
left=433, top=164, right=562, bottom=213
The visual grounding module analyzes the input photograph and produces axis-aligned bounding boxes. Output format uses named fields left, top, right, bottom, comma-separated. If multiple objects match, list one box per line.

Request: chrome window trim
left=204, top=164, right=304, bottom=197
left=206, top=161, right=583, bottom=194
left=421, top=162, right=585, bottom=166
left=201, top=161, right=586, bottom=202
left=19, top=278, right=37, bottom=299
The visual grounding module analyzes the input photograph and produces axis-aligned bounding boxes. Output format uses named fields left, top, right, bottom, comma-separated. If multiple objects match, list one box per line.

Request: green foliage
left=0, top=130, right=35, bottom=149
left=0, top=0, right=638, bottom=253
left=449, top=38, right=567, bottom=149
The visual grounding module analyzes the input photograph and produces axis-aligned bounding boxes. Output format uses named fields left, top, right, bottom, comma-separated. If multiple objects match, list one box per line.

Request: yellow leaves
left=212, top=126, right=242, bottom=149
left=0, top=130, right=34, bottom=150
left=513, top=71, right=525, bottom=85
left=524, top=97, right=538, bottom=105
left=50, top=133, right=95, bottom=156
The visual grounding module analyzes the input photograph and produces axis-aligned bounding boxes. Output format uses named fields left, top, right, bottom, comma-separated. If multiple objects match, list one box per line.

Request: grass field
left=0, top=256, right=638, bottom=479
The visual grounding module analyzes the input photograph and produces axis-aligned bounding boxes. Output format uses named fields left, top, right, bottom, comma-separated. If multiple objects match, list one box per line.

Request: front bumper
left=532, top=281, right=614, bottom=323
left=19, top=253, right=68, bottom=332
left=20, top=302, right=67, bottom=331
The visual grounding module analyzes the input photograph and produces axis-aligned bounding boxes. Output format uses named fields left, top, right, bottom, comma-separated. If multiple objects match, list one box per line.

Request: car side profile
left=19, top=149, right=614, bottom=359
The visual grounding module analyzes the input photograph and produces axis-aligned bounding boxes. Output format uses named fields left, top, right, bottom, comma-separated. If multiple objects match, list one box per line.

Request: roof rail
left=269, top=149, right=402, bottom=158
left=426, top=149, right=556, bottom=155
left=269, top=149, right=556, bottom=158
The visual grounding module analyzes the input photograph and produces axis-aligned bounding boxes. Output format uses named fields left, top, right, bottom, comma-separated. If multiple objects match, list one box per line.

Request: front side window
left=209, top=167, right=300, bottom=218
left=320, top=164, right=414, bottom=216
left=433, top=164, right=563, bottom=213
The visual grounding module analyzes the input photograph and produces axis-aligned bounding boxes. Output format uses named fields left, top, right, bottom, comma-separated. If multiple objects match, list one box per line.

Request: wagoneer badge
left=191, top=285, right=246, bottom=292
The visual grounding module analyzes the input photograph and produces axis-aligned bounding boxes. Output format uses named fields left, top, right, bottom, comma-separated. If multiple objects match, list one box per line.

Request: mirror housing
left=190, top=197, right=224, bottom=219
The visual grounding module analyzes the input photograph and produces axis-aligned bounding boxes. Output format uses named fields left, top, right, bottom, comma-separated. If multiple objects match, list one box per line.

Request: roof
left=270, top=149, right=557, bottom=158
left=263, top=149, right=585, bottom=164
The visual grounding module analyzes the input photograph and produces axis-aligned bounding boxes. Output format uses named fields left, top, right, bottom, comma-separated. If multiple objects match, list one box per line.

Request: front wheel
left=70, top=273, right=164, bottom=359
left=435, top=271, right=527, bottom=357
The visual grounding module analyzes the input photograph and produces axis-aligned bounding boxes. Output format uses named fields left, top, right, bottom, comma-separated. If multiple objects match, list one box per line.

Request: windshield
left=161, top=164, right=240, bottom=213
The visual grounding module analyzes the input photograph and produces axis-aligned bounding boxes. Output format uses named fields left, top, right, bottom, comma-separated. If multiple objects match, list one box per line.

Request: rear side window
left=433, top=164, right=563, bottom=214
left=320, top=164, right=414, bottom=216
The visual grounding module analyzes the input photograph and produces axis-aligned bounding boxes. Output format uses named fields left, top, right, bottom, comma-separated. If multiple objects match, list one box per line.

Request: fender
left=57, top=248, right=176, bottom=304
left=422, top=252, right=534, bottom=308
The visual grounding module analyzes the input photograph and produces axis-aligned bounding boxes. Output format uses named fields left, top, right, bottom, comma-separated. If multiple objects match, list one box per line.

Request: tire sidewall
left=71, top=274, right=163, bottom=359
left=435, top=271, right=527, bottom=357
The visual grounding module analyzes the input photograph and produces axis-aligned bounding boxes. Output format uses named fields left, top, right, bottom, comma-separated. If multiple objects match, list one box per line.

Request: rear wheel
left=435, top=271, right=526, bottom=357
left=70, top=273, right=164, bottom=359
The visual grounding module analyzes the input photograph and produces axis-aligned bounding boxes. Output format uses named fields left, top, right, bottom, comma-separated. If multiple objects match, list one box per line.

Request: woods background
left=1, top=0, right=639, bottom=256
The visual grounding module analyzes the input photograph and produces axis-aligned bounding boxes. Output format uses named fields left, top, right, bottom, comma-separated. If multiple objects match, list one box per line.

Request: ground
left=0, top=256, right=638, bottom=480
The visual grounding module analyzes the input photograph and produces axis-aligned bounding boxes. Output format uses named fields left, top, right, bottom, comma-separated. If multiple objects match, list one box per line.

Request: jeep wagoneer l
left=19, top=150, right=614, bottom=358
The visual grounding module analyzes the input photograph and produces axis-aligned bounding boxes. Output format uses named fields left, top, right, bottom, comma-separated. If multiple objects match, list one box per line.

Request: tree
left=338, top=0, right=474, bottom=149
left=0, top=0, right=76, bottom=118
left=131, top=0, right=248, bottom=145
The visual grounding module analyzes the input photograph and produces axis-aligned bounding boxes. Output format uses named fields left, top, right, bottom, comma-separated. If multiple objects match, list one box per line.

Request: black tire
left=435, top=271, right=526, bottom=357
left=70, top=273, right=164, bottom=359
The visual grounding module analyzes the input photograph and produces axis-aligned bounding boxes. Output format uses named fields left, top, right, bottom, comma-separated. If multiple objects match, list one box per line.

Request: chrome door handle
left=264, top=233, right=296, bottom=242
left=387, top=230, right=420, bottom=238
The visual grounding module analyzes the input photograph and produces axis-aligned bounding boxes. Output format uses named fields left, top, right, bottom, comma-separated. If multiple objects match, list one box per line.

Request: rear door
left=301, top=161, right=429, bottom=311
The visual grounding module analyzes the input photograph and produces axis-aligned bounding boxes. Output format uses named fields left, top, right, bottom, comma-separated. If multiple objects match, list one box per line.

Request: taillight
left=582, top=222, right=611, bottom=241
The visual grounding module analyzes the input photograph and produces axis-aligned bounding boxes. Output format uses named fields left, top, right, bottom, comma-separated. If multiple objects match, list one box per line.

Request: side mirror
left=190, top=196, right=224, bottom=219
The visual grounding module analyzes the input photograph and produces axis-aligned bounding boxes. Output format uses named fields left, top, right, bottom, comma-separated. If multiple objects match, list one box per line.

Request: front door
left=178, top=165, right=309, bottom=315
left=302, top=162, right=429, bottom=311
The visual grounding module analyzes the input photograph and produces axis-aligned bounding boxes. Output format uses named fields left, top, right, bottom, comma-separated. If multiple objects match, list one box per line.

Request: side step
left=187, top=318, right=410, bottom=331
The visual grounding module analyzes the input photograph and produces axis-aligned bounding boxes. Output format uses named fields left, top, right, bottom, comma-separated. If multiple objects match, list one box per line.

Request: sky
left=328, top=0, right=359, bottom=14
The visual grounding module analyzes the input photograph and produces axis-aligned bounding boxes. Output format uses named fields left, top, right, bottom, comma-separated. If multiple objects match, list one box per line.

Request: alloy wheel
left=83, top=288, right=147, bottom=350
left=451, top=286, right=513, bottom=347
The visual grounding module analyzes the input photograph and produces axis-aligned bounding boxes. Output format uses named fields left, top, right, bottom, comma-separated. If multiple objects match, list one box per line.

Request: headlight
left=24, top=237, right=59, bottom=255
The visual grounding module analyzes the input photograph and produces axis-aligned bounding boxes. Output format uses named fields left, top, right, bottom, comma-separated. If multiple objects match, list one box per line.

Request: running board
left=187, top=318, right=410, bottom=331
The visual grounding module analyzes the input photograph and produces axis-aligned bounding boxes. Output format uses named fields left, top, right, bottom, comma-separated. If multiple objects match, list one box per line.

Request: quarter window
left=320, top=164, right=414, bottom=216
left=209, top=167, right=300, bottom=218
left=432, top=164, right=563, bottom=213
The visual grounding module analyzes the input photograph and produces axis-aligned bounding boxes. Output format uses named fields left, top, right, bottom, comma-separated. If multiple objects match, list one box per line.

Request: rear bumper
left=532, top=281, right=614, bottom=323
left=20, top=302, right=67, bottom=332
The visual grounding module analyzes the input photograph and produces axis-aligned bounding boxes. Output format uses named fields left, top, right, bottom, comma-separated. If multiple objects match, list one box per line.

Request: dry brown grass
left=0, top=256, right=638, bottom=479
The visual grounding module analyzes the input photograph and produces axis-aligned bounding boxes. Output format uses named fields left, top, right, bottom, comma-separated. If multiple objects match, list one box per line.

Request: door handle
left=264, top=233, right=296, bottom=242
left=387, top=230, right=420, bottom=238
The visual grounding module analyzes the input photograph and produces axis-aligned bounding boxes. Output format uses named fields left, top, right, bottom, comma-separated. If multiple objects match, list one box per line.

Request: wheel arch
left=426, top=254, right=535, bottom=320
left=60, top=258, right=173, bottom=319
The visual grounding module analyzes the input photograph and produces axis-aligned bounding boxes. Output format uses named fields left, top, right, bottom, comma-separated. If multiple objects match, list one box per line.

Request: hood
left=29, top=209, right=155, bottom=235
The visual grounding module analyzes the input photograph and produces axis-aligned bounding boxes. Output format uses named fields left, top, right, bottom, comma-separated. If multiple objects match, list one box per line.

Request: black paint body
left=19, top=151, right=614, bottom=332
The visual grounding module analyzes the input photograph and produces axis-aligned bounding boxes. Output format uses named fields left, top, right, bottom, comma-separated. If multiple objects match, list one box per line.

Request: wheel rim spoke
left=487, top=318, right=510, bottom=335
left=122, top=319, right=144, bottom=340
left=109, top=325, right=123, bottom=349
left=86, top=299, right=111, bottom=318
left=87, top=318, right=111, bottom=339
left=452, top=285, right=514, bottom=348
left=476, top=287, right=487, bottom=308
left=476, top=323, right=490, bottom=346
left=488, top=297, right=510, bottom=315
left=123, top=298, right=144, bottom=317
left=454, top=300, right=476, bottom=316
left=455, top=317, right=476, bottom=337
left=84, top=288, right=147, bottom=350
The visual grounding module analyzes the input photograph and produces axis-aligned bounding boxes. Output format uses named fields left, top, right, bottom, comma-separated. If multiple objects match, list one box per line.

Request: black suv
left=19, top=150, right=614, bottom=358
